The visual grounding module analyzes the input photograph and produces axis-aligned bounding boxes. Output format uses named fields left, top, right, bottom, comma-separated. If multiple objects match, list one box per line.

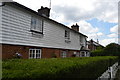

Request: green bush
left=2, top=56, right=118, bottom=79
left=91, top=49, right=104, bottom=56
left=91, top=43, right=120, bottom=56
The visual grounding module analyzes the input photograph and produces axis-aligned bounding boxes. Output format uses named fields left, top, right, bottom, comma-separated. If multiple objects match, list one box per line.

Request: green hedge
left=2, top=56, right=118, bottom=79
left=91, top=49, right=104, bottom=56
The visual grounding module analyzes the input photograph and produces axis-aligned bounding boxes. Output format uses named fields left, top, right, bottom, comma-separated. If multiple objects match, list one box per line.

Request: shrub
left=2, top=56, right=118, bottom=79
left=91, top=49, right=104, bottom=56
left=91, top=43, right=120, bottom=56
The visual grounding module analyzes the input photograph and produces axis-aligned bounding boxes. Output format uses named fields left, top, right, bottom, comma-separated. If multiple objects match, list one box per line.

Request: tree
left=104, top=43, right=120, bottom=56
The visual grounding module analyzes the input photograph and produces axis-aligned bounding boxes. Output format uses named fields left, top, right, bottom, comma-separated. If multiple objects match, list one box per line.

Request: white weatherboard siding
left=118, top=1, right=120, bottom=44
left=0, top=3, right=2, bottom=43
left=2, top=4, right=85, bottom=50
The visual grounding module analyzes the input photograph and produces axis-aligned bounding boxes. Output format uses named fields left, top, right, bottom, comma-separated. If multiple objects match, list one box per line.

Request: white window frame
left=80, top=51, right=86, bottom=57
left=80, top=35, right=85, bottom=46
left=31, top=17, right=43, bottom=33
left=61, top=51, right=67, bottom=58
left=29, top=49, right=41, bottom=59
left=76, top=52, right=80, bottom=57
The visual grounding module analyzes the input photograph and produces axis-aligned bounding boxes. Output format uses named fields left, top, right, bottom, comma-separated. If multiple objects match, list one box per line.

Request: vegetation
left=91, top=48, right=104, bottom=56
left=91, top=43, right=120, bottom=56
left=2, top=56, right=118, bottom=79
left=104, top=43, right=120, bottom=56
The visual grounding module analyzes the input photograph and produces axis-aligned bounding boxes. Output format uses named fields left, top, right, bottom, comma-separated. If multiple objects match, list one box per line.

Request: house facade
left=0, top=2, right=90, bottom=59
left=87, top=39, right=104, bottom=51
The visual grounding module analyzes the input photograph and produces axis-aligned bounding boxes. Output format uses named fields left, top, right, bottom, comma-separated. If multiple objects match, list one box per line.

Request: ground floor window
left=80, top=51, right=86, bottom=57
left=29, top=49, right=41, bottom=59
left=76, top=52, right=80, bottom=57
left=86, top=52, right=90, bottom=57
left=80, top=51, right=90, bottom=57
left=61, top=51, right=67, bottom=58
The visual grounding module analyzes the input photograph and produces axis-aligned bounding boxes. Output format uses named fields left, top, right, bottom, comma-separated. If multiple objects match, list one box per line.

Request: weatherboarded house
left=0, top=2, right=90, bottom=59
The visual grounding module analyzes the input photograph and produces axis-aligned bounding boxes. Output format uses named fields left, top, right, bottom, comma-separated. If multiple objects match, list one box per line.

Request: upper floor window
left=80, top=35, right=85, bottom=45
left=80, top=35, right=83, bottom=43
left=31, top=17, right=43, bottom=33
left=65, top=30, right=70, bottom=39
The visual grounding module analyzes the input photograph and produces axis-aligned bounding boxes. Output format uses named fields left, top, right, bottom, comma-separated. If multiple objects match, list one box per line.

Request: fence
left=97, top=62, right=119, bottom=80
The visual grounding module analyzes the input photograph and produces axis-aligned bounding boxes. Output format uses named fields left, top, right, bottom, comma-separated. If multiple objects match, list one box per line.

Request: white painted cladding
left=1, top=4, right=86, bottom=50
left=118, top=1, right=120, bottom=44
left=0, top=3, right=2, bottom=43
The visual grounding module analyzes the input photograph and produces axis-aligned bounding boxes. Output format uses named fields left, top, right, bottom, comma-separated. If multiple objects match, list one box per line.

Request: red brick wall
left=2, top=44, right=80, bottom=59
left=41, top=48, right=79, bottom=58
left=0, top=44, right=2, bottom=59
left=42, top=48, right=61, bottom=58
left=2, top=44, right=29, bottom=59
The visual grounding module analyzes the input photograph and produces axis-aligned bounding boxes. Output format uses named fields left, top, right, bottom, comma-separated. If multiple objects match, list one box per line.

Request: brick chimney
left=38, top=6, right=50, bottom=17
left=71, top=23, right=79, bottom=32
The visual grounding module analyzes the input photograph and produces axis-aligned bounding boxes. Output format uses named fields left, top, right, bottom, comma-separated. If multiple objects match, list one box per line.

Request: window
left=80, top=35, right=85, bottom=46
left=61, top=51, right=67, bottom=58
left=76, top=52, right=80, bottom=57
left=31, top=17, right=43, bottom=33
left=29, top=49, right=41, bottom=59
left=65, top=30, right=70, bottom=39
left=80, top=35, right=83, bottom=43
left=80, top=51, right=85, bottom=57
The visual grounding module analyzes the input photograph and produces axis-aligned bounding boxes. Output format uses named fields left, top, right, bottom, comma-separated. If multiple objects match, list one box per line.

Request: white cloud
left=13, top=0, right=119, bottom=23
left=13, top=0, right=51, bottom=11
left=87, top=32, right=104, bottom=41
left=99, top=38, right=118, bottom=46
left=52, top=0, right=119, bottom=23
left=87, top=33, right=97, bottom=40
left=77, top=20, right=99, bottom=34
left=101, top=24, right=118, bottom=46
left=108, top=25, right=118, bottom=38
left=107, top=33, right=118, bottom=38
left=110, top=25, right=118, bottom=33
left=97, top=32, right=103, bottom=36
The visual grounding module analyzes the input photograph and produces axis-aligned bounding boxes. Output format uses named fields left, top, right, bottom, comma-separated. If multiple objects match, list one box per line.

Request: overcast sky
left=13, top=0, right=119, bottom=46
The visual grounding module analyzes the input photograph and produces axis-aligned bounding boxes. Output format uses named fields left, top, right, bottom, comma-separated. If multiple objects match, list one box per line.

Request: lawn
left=2, top=56, right=118, bottom=79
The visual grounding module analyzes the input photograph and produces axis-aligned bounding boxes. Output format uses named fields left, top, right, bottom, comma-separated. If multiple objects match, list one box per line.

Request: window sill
left=65, top=39, right=71, bottom=43
left=30, top=30, right=43, bottom=34
left=65, top=37, right=70, bottom=40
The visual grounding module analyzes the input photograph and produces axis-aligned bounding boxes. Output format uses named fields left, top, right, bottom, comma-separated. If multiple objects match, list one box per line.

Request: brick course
left=2, top=44, right=80, bottom=59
